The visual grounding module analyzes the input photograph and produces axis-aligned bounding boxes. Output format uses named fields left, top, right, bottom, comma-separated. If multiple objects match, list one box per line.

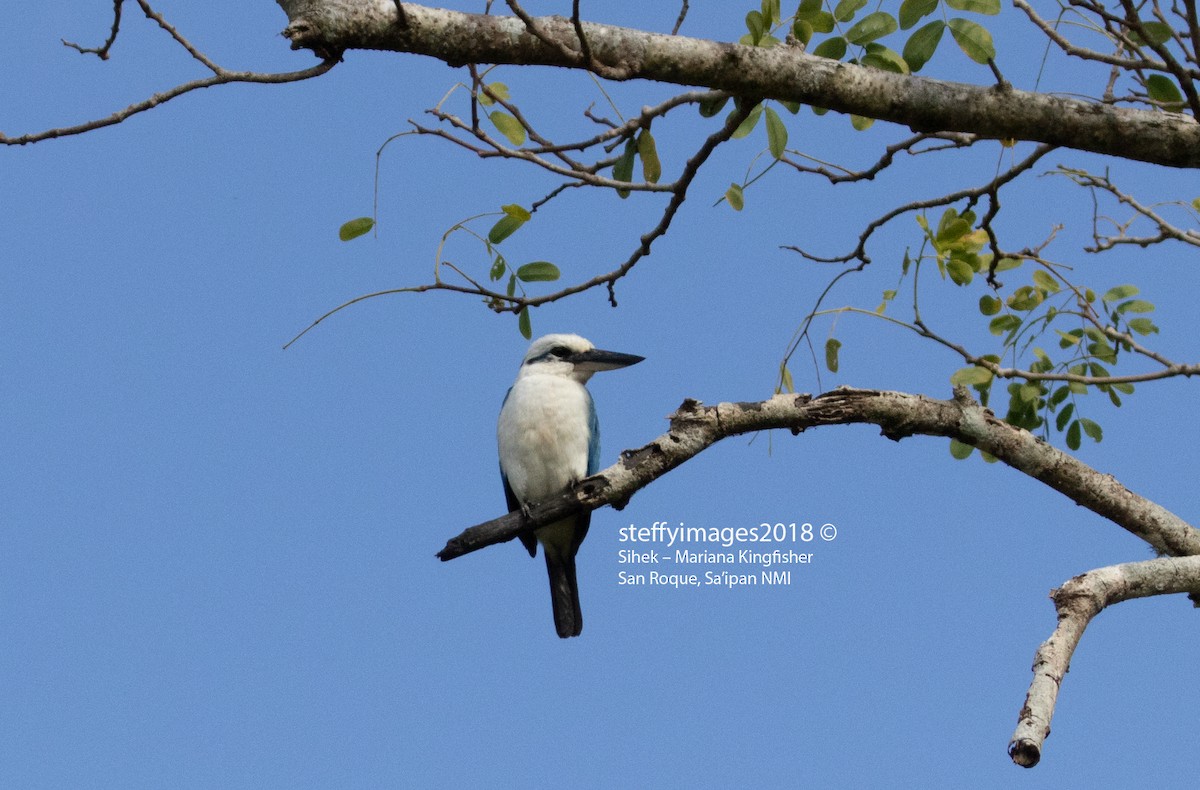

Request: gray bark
left=1009, top=556, right=1200, bottom=767
left=438, top=387, right=1200, bottom=560
left=276, top=1, right=1200, bottom=169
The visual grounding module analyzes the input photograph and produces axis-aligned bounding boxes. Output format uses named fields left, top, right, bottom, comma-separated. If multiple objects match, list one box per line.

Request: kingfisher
left=497, top=334, right=644, bottom=638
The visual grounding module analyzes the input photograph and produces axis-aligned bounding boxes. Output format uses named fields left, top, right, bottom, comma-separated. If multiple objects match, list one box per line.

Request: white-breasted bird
left=497, top=334, right=644, bottom=638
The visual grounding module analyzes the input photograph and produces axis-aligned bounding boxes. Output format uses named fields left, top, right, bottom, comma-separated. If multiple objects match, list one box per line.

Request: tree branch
left=62, top=0, right=125, bottom=60
left=3, top=2, right=337, bottom=146
left=437, top=387, right=1200, bottom=560
left=1009, top=556, right=1200, bottom=768
left=276, top=2, right=1200, bottom=169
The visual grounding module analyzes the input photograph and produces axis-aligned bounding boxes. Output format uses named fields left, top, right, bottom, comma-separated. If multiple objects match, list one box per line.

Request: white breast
left=497, top=373, right=592, bottom=505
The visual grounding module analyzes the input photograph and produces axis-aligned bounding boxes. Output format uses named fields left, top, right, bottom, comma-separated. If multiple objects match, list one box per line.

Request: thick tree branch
left=1009, top=556, right=1200, bottom=768
left=437, top=387, right=1200, bottom=560
left=276, top=2, right=1200, bottom=169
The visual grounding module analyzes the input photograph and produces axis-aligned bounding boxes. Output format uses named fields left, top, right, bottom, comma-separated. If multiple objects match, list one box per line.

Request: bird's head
left=517, top=333, right=644, bottom=383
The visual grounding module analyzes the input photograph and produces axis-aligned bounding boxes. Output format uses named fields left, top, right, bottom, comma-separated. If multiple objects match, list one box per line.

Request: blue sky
left=3, top=2, right=1198, bottom=788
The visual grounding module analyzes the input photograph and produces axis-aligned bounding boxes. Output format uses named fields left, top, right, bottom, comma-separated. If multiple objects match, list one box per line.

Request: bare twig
left=5, top=2, right=337, bottom=145
left=1, top=60, right=336, bottom=145
left=672, top=0, right=690, bottom=35
left=63, top=0, right=125, bottom=60
left=1054, top=167, right=1200, bottom=251
left=782, top=144, right=1055, bottom=265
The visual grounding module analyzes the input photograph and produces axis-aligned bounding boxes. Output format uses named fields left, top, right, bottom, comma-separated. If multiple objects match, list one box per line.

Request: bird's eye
left=548, top=346, right=571, bottom=358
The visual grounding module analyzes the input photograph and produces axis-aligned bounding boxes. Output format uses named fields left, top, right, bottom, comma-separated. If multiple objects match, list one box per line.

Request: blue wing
left=586, top=389, right=601, bottom=476
left=567, top=389, right=599, bottom=556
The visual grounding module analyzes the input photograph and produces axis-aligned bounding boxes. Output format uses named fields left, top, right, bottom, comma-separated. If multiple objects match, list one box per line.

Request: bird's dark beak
left=569, top=348, right=645, bottom=373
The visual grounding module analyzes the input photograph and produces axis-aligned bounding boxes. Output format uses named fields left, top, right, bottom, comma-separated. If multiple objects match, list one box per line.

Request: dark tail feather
left=544, top=549, right=583, bottom=638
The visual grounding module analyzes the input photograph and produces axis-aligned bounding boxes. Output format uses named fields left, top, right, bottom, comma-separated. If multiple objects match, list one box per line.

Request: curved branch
left=1009, top=556, right=1200, bottom=768
left=437, top=387, right=1200, bottom=560
left=63, top=0, right=125, bottom=60
left=5, top=0, right=338, bottom=146
left=276, top=2, right=1200, bottom=168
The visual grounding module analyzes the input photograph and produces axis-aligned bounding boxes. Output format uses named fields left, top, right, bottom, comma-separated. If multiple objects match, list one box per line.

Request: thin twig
left=63, top=0, right=125, bottom=60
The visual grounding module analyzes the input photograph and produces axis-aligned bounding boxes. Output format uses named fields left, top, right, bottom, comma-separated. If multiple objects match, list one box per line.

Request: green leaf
left=1065, top=419, right=1081, bottom=451
left=1055, top=402, right=1075, bottom=432
left=1102, top=284, right=1139, bottom=302
left=946, top=0, right=1000, bottom=14
left=950, top=365, right=993, bottom=386
left=833, top=0, right=868, bottom=22
left=850, top=114, right=874, bottom=130
left=978, top=295, right=1001, bottom=315
left=488, top=214, right=526, bottom=244
left=946, top=257, right=974, bottom=285
left=637, top=130, right=662, bottom=183
left=1056, top=328, right=1082, bottom=347
left=1146, top=74, right=1185, bottom=107
left=779, top=100, right=802, bottom=114
left=935, top=208, right=969, bottom=243
left=515, top=261, right=560, bottom=282
left=517, top=306, right=532, bottom=340
left=846, top=12, right=898, bottom=45
left=613, top=138, right=636, bottom=198
left=1015, top=383, right=1042, bottom=403
left=489, top=255, right=507, bottom=281
left=779, top=364, right=795, bottom=394
left=762, top=0, right=782, bottom=25
left=1032, top=269, right=1060, bottom=293
left=1117, top=299, right=1155, bottom=314
left=813, top=36, right=848, bottom=60
left=338, top=216, right=374, bottom=242
left=907, top=20, right=945, bottom=71
left=797, top=0, right=837, bottom=32
left=732, top=102, right=764, bottom=138
left=1130, top=21, right=1172, bottom=46
left=809, top=12, right=837, bottom=33
left=993, top=256, right=1022, bottom=272
left=764, top=107, right=788, bottom=158
left=745, top=10, right=767, bottom=44
left=506, top=273, right=517, bottom=297
left=862, top=43, right=910, bottom=74
left=825, top=338, right=842, bottom=373
left=477, top=82, right=510, bottom=106
left=489, top=111, right=526, bottom=146
left=899, top=0, right=939, bottom=29
left=947, top=17, right=995, bottom=64
left=1080, top=417, right=1103, bottom=442
left=793, top=18, right=814, bottom=45
left=726, top=183, right=745, bottom=211
left=699, top=94, right=729, bottom=117
left=1127, top=317, right=1159, bottom=335
left=989, top=314, right=1022, bottom=335
left=949, top=438, right=975, bottom=459
left=1007, top=286, right=1044, bottom=312
left=501, top=204, right=531, bottom=221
